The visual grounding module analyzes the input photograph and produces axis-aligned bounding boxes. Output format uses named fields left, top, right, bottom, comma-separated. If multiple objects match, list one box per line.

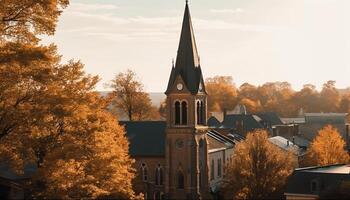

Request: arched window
left=181, top=101, right=187, bottom=125
left=201, top=101, right=205, bottom=125
left=175, top=101, right=180, bottom=125
left=200, top=101, right=204, bottom=125
left=155, top=164, right=163, bottom=185
left=141, top=163, right=148, bottom=182
left=196, top=101, right=200, bottom=125
left=178, top=171, right=185, bottom=189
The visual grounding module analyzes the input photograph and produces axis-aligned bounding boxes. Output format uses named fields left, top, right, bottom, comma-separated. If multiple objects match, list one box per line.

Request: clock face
left=177, top=83, right=183, bottom=91
left=175, top=139, right=184, bottom=149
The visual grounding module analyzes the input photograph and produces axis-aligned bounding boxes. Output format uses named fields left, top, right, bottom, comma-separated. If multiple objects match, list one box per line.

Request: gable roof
left=255, top=112, right=284, bottom=126
left=221, top=114, right=264, bottom=132
left=119, top=121, right=166, bottom=157
left=165, top=3, right=205, bottom=95
left=207, top=130, right=235, bottom=152
left=285, top=164, right=350, bottom=195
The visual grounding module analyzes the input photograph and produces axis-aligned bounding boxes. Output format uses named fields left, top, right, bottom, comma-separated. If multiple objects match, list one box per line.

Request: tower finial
left=186, top=0, right=188, bottom=5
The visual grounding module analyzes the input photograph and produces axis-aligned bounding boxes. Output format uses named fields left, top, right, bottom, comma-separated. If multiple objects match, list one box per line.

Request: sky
left=42, top=0, right=350, bottom=92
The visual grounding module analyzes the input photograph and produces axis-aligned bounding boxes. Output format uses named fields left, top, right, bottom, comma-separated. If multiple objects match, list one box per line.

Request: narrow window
left=197, top=101, right=200, bottom=125
left=175, top=101, right=180, bottom=125
left=217, top=159, right=222, bottom=177
left=178, top=171, right=185, bottom=189
left=159, top=167, right=163, bottom=185
left=210, top=160, right=215, bottom=180
left=181, top=101, right=187, bottom=125
left=200, top=101, right=205, bottom=125
left=155, top=165, right=163, bottom=185
left=311, top=180, right=318, bottom=192
left=141, top=163, right=148, bottom=182
left=155, top=168, right=159, bottom=185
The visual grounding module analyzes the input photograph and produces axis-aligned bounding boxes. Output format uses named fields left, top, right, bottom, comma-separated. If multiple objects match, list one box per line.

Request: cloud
left=210, top=8, right=244, bottom=15
left=69, top=2, right=119, bottom=12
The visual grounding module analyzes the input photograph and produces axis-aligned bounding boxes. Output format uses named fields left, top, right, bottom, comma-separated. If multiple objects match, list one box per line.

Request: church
left=120, top=2, right=237, bottom=199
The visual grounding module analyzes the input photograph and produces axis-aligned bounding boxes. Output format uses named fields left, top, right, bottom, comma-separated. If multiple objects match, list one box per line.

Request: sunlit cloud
left=210, top=8, right=244, bottom=14
left=70, top=2, right=119, bottom=12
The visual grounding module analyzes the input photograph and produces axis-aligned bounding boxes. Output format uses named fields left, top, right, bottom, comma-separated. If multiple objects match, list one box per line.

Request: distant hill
left=99, top=91, right=165, bottom=107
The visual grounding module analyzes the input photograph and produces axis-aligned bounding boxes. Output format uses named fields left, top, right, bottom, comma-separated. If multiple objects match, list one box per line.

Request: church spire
left=165, top=2, right=205, bottom=95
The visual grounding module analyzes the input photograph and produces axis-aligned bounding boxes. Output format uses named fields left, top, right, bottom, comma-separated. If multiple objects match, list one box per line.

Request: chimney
left=292, top=136, right=295, bottom=145
left=223, top=109, right=227, bottom=121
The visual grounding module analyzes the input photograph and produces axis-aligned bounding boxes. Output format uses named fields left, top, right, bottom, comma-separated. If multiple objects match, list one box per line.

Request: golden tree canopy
left=304, top=125, right=350, bottom=166
left=110, top=69, right=160, bottom=121
left=223, top=130, right=296, bottom=199
left=205, top=76, right=238, bottom=112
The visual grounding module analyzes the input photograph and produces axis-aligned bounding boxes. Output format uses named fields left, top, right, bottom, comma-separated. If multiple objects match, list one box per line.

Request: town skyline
left=42, top=0, right=350, bottom=92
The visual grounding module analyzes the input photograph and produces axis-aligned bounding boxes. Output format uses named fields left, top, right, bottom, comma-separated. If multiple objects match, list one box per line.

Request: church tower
left=164, top=2, right=209, bottom=199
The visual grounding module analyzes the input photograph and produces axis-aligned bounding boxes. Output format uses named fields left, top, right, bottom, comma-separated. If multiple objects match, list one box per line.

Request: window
left=210, top=159, right=215, bottom=180
left=181, top=101, right=187, bottom=125
left=155, top=165, right=163, bottom=185
left=141, top=163, right=148, bottom=182
left=197, top=101, right=201, bottom=125
left=178, top=171, right=185, bottom=189
left=217, top=159, right=222, bottom=177
left=311, top=180, right=318, bottom=192
left=200, top=101, right=204, bottom=124
left=175, top=101, right=180, bottom=125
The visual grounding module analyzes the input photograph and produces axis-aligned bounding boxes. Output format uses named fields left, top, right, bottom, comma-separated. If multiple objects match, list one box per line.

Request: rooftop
left=296, top=164, right=350, bottom=174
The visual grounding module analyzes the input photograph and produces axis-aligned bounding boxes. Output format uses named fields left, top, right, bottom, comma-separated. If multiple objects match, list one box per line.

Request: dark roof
left=255, top=112, right=284, bottom=126
left=0, top=164, right=36, bottom=180
left=207, top=130, right=235, bottom=151
left=285, top=164, right=350, bottom=195
left=207, top=116, right=221, bottom=127
left=221, top=114, right=264, bottom=132
left=119, top=121, right=166, bottom=157
left=165, top=3, right=205, bottom=95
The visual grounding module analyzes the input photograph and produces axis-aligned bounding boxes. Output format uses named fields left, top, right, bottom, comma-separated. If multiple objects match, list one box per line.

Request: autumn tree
left=303, top=125, right=350, bottom=166
left=205, top=76, right=238, bottom=112
left=291, top=84, right=320, bottom=114
left=110, top=69, right=160, bottom=121
left=223, top=130, right=296, bottom=199
left=319, top=80, right=340, bottom=112
left=0, top=0, right=69, bottom=43
left=0, top=1, right=138, bottom=198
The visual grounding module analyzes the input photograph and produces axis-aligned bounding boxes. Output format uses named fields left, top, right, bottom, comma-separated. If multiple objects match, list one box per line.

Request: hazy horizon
left=42, top=0, right=350, bottom=92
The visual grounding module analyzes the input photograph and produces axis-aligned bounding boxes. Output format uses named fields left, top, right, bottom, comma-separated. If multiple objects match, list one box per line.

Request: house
left=119, top=2, right=237, bottom=199
left=208, top=105, right=284, bottom=137
left=279, top=113, right=349, bottom=149
left=268, top=136, right=305, bottom=165
left=285, top=164, right=350, bottom=199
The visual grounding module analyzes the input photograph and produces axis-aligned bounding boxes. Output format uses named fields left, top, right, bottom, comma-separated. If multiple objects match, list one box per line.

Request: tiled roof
left=255, top=112, right=284, bottom=126
left=119, top=121, right=166, bottom=157
left=221, top=114, right=264, bottom=132
left=286, top=164, right=350, bottom=195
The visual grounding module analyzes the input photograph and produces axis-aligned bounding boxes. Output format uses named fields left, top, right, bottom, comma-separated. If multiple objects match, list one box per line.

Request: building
left=285, top=164, right=350, bottom=199
left=121, top=2, right=236, bottom=199
left=278, top=113, right=349, bottom=149
left=208, top=105, right=284, bottom=137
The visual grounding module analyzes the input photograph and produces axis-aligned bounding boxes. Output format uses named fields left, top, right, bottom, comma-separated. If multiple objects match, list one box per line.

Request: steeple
left=165, top=2, right=205, bottom=95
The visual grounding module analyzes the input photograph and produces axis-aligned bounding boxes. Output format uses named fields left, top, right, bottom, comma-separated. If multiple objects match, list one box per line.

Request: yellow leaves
left=205, top=76, right=238, bottom=112
left=223, top=130, right=296, bottom=199
left=110, top=69, right=160, bottom=121
left=304, top=125, right=350, bottom=166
